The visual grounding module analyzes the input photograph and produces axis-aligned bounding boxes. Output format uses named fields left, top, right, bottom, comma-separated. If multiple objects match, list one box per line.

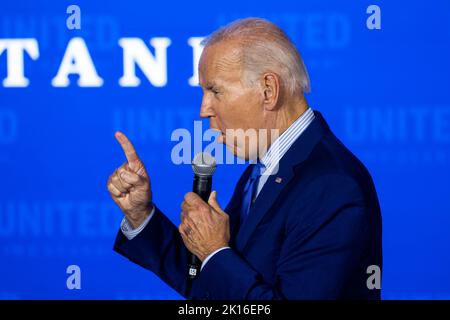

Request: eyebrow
left=200, top=81, right=218, bottom=89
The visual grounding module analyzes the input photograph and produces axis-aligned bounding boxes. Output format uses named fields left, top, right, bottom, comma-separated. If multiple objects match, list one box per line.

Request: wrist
left=202, top=243, right=229, bottom=262
left=127, top=202, right=154, bottom=229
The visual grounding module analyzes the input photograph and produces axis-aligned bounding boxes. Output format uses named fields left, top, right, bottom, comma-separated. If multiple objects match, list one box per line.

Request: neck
left=257, top=96, right=309, bottom=160
left=274, top=96, right=309, bottom=136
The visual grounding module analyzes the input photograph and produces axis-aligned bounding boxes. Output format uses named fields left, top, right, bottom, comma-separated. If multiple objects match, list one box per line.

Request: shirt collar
left=260, top=107, right=315, bottom=175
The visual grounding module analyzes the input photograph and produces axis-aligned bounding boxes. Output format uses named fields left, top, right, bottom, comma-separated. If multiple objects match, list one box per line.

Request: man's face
left=198, top=41, right=265, bottom=160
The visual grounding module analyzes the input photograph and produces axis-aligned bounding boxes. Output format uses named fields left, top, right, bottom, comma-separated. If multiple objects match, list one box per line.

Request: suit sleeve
left=113, top=205, right=192, bottom=298
left=192, top=174, right=370, bottom=299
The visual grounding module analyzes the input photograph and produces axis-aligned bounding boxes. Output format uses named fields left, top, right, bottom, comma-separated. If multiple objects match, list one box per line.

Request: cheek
left=217, top=87, right=261, bottom=131
left=211, top=109, right=226, bottom=132
left=212, top=101, right=235, bottom=131
left=230, top=93, right=260, bottom=129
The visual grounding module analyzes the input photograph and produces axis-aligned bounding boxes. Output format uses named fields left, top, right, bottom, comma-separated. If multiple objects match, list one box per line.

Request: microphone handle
left=188, top=175, right=212, bottom=280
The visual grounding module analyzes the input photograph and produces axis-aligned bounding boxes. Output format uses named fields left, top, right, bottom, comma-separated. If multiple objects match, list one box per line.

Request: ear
left=262, top=73, right=280, bottom=111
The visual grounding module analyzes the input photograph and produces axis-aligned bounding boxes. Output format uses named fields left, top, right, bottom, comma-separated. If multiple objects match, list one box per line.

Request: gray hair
left=201, top=17, right=311, bottom=97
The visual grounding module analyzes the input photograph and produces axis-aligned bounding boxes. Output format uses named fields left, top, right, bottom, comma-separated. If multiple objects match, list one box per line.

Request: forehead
left=199, top=41, right=242, bottom=85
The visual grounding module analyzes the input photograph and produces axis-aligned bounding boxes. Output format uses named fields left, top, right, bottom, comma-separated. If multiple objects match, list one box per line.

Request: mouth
left=210, top=128, right=226, bottom=144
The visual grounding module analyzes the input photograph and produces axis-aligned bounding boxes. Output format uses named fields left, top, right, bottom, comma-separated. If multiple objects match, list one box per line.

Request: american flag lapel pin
left=275, top=177, right=283, bottom=184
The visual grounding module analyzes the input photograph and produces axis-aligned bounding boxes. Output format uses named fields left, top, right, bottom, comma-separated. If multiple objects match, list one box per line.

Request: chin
left=223, top=142, right=245, bottom=160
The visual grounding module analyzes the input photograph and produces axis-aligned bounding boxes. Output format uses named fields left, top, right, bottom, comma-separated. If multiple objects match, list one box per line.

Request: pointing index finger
left=115, top=131, right=139, bottom=163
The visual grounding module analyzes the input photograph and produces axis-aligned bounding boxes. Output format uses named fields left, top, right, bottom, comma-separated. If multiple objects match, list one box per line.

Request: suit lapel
left=235, top=111, right=330, bottom=252
left=235, top=164, right=294, bottom=252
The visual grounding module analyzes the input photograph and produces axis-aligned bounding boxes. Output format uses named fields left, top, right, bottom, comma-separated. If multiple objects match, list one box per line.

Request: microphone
left=188, top=152, right=217, bottom=280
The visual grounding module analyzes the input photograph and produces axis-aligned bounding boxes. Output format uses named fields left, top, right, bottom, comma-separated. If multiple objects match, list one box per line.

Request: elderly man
left=108, top=18, right=382, bottom=300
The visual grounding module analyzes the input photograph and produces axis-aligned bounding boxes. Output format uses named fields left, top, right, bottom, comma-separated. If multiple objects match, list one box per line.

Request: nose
left=199, top=96, right=215, bottom=119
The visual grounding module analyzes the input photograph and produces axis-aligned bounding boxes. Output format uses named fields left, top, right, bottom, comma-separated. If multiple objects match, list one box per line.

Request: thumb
left=208, top=191, right=224, bottom=214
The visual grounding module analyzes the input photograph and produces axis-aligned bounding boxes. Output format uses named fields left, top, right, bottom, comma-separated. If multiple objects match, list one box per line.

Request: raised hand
left=107, top=131, right=153, bottom=228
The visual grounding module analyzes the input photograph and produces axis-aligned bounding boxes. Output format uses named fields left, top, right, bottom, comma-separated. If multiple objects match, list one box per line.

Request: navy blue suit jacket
left=114, top=111, right=382, bottom=300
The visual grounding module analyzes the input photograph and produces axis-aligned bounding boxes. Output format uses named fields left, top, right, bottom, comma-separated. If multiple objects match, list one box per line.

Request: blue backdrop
left=1, top=0, right=449, bottom=299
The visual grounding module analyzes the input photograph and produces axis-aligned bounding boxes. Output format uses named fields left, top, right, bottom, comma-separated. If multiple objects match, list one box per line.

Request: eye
left=206, top=85, right=220, bottom=96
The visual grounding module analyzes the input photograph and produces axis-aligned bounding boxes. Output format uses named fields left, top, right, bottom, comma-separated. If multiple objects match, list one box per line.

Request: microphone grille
left=192, top=152, right=217, bottom=177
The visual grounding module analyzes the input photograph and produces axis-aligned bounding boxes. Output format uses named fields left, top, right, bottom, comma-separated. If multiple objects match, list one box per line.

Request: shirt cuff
left=120, top=206, right=156, bottom=240
left=200, top=247, right=231, bottom=271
